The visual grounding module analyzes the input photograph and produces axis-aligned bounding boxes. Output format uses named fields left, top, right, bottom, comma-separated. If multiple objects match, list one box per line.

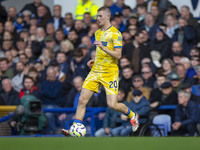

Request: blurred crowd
left=0, top=0, right=200, bottom=136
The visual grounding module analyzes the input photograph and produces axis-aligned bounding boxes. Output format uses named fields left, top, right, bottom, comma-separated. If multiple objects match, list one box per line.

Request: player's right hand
left=87, top=59, right=94, bottom=68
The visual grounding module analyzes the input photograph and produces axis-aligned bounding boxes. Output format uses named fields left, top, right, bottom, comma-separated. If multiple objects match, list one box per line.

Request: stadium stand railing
left=0, top=105, right=199, bottom=136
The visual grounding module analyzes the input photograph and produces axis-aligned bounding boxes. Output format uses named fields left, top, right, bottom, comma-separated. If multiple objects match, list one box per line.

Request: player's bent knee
left=78, top=96, right=88, bottom=106
left=108, top=103, right=117, bottom=111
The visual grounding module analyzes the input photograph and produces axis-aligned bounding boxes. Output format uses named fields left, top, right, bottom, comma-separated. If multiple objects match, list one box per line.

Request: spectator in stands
left=56, top=52, right=70, bottom=75
left=141, top=57, right=157, bottom=74
left=39, top=48, right=54, bottom=66
left=171, top=41, right=184, bottom=57
left=150, top=28, right=171, bottom=61
left=172, top=17, right=195, bottom=58
left=78, top=43, right=89, bottom=59
left=83, top=13, right=92, bottom=32
left=44, top=35, right=59, bottom=53
left=11, top=61, right=25, bottom=92
left=1, top=39, right=12, bottom=52
left=34, top=60, right=46, bottom=81
left=16, top=38, right=26, bottom=54
left=95, top=89, right=125, bottom=137
left=127, top=24, right=138, bottom=40
left=169, top=73, right=182, bottom=92
left=191, top=56, right=200, bottom=70
left=3, top=31, right=13, bottom=41
left=29, top=25, right=37, bottom=36
left=0, top=58, right=14, bottom=79
left=126, top=75, right=151, bottom=102
left=180, top=57, right=196, bottom=79
left=150, top=5, right=163, bottom=25
left=4, top=21, right=17, bottom=39
left=81, top=35, right=95, bottom=53
left=141, top=13, right=159, bottom=41
left=37, top=5, right=51, bottom=29
left=22, top=10, right=32, bottom=26
left=180, top=5, right=198, bottom=31
left=63, top=76, right=93, bottom=108
left=40, top=66, right=63, bottom=134
left=28, top=66, right=41, bottom=88
left=48, top=5, right=64, bottom=30
left=0, top=78, right=20, bottom=105
left=180, top=81, right=200, bottom=105
left=119, top=65, right=134, bottom=99
left=4, top=51, right=15, bottom=68
left=55, top=28, right=65, bottom=47
left=190, top=48, right=200, bottom=58
left=40, top=66, right=63, bottom=104
left=31, top=27, right=46, bottom=58
left=176, top=63, right=192, bottom=84
left=109, top=0, right=126, bottom=17
left=60, top=39, right=74, bottom=63
left=19, top=53, right=29, bottom=66
left=137, top=4, right=147, bottom=28
left=122, top=31, right=150, bottom=73
left=172, top=90, right=200, bottom=136
left=122, top=6, right=132, bottom=26
left=164, top=14, right=178, bottom=39
left=172, top=53, right=183, bottom=66
left=149, top=74, right=167, bottom=109
left=74, top=20, right=88, bottom=39
left=119, top=56, right=131, bottom=76
left=7, top=6, right=17, bottom=22
left=161, top=58, right=176, bottom=80
left=121, top=30, right=132, bottom=45
left=70, top=48, right=90, bottom=79
left=112, top=89, right=150, bottom=136
left=126, top=13, right=138, bottom=27
left=104, top=0, right=113, bottom=8
left=113, top=12, right=125, bottom=32
left=62, top=12, right=74, bottom=36
left=141, top=66, right=156, bottom=89
left=19, top=75, right=40, bottom=99
left=50, top=62, right=66, bottom=83
left=152, top=81, right=178, bottom=119
left=46, top=23, right=55, bottom=37
left=10, top=48, right=19, bottom=64
left=29, top=14, right=38, bottom=26
left=67, top=29, right=81, bottom=49
left=20, top=0, right=51, bottom=18
left=75, top=0, right=98, bottom=20
left=13, top=13, right=28, bottom=33
left=87, top=22, right=99, bottom=44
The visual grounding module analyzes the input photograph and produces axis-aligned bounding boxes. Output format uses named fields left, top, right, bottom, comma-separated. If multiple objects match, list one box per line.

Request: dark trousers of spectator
left=171, top=123, right=197, bottom=136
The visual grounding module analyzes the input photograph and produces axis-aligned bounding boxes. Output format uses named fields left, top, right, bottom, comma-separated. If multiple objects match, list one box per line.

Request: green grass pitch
left=0, top=137, right=199, bottom=150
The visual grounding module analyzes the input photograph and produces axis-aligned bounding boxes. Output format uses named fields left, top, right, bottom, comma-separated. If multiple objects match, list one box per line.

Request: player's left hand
left=94, top=41, right=103, bottom=49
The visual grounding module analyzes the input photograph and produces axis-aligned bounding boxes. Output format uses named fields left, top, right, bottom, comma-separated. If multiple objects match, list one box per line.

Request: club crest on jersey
left=118, top=36, right=122, bottom=41
left=101, top=41, right=108, bottom=46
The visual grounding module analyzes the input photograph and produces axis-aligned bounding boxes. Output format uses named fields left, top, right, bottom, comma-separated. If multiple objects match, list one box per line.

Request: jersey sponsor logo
left=101, top=41, right=108, bottom=46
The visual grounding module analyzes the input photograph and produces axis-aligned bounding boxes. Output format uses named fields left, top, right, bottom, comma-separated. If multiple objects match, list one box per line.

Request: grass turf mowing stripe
left=0, top=137, right=199, bottom=150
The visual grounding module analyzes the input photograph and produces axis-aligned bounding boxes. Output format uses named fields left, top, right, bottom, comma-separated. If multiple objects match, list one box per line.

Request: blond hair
left=60, top=39, right=74, bottom=52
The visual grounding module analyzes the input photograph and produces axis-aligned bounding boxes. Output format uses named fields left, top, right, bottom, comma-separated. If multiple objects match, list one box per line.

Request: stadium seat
left=152, top=114, right=171, bottom=136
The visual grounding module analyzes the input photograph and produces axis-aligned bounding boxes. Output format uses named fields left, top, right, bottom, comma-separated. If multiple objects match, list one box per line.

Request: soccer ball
left=69, top=123, right=86, bottom=137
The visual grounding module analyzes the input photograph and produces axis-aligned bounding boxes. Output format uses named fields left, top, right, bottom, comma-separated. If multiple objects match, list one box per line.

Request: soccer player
left=62, top=6, right=139, bottom=136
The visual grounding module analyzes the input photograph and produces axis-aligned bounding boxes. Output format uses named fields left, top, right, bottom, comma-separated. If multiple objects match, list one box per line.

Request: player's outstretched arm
left=94, top=41, right=122, bottom=60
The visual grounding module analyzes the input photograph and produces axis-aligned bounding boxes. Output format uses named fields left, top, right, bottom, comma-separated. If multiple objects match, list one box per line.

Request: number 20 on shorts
left=109, top=80, right=118, bottom=91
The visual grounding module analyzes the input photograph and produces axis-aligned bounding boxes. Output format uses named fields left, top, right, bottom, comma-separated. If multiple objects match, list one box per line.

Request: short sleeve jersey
left=91, top=25, right=122, bottom=73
